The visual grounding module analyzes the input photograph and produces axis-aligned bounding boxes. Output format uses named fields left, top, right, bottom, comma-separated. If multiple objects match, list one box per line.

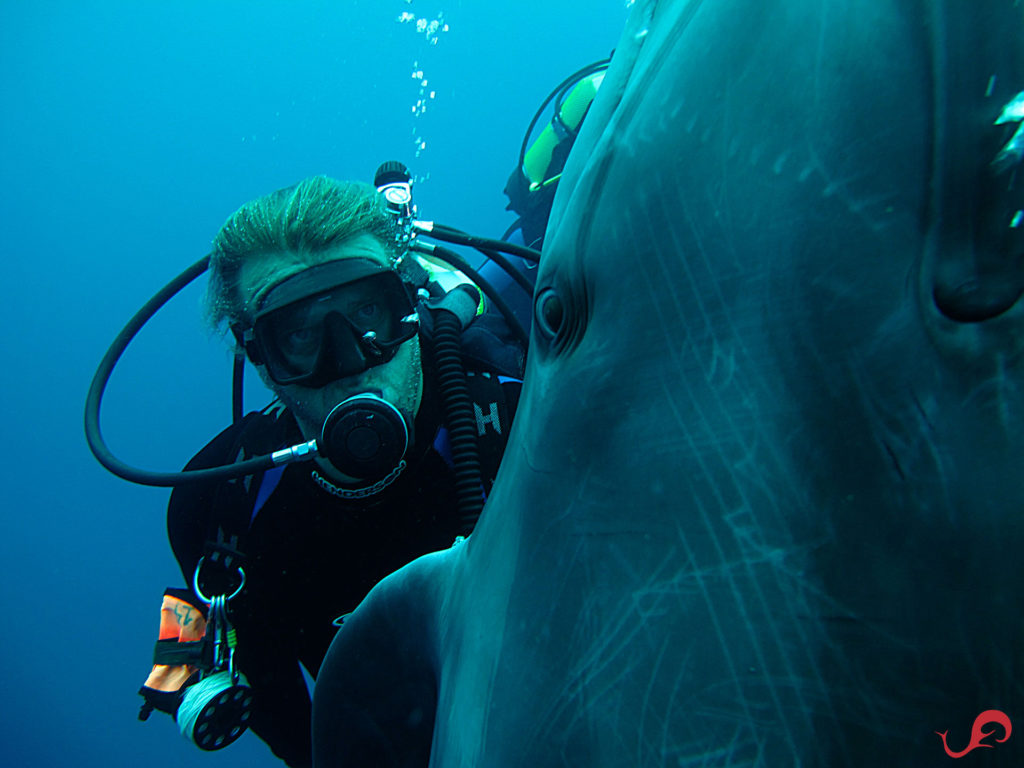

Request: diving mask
left=234, top=258, right=419, bottom=388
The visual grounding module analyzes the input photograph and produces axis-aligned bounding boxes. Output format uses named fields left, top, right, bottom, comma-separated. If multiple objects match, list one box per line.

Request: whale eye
left=533, top=280, right=588, bottom=356
left=535, top=288, right=565, bottom=340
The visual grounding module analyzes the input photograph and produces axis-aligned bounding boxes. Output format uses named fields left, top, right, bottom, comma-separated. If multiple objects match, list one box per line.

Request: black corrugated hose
left=431, top=299, right=486, bottom=537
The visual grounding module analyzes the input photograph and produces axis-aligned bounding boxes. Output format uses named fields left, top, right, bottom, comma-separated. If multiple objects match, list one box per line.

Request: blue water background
left=0, top=2, right=628, bottom=765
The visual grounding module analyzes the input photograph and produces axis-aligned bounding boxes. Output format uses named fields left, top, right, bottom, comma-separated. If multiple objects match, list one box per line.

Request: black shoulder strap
left=418, top=303, right=522, bottom=491
left=464, top=370, right=515, bottom=490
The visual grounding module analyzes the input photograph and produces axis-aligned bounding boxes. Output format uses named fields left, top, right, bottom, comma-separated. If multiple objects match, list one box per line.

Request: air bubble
left=396, top=13, right=451, bottom=162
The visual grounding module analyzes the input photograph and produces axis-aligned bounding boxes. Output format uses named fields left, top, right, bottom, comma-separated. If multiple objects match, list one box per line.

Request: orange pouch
left=138, top=588, right=209, bottom=720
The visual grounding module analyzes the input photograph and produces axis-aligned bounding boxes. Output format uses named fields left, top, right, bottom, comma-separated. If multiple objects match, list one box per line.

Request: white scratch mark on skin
left=629, top=169, right=855, bottom=758
left=663, top=388, right=809, bottom=762
left=708, top=343, right=738, bottom=387
left=523, top=549, right=679, bottom=746
left=958, top=354, right=1020, bottom=433
left=636, top=634, right=673, bottom=759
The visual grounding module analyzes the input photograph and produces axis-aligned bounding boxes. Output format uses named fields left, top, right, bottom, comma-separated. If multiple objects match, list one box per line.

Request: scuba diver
left=482, top=56, right=609, bottom=328
left=85, top=168, right=539, bottom=767
left=83, top=57, right=607, bottom=768
left=164, top=176, right=527, bottom=768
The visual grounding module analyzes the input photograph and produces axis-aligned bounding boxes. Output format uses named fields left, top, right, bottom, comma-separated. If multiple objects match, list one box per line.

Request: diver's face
left=238, top=234, right=424, bottom=450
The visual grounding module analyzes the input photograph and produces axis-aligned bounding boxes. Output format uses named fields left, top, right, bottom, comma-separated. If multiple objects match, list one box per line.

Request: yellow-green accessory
left=503, top=58, right=610, bottom=248
left=522, top=70, right=605, bottom=191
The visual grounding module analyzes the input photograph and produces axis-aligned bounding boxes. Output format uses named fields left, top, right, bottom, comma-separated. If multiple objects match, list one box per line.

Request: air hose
left=412, top=241, right=530, bottom=348
left=430, top=286, right=486, bottom=536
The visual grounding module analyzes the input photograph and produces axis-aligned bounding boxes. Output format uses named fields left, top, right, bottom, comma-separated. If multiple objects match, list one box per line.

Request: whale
left=312, top=1, right=1024, bottom=765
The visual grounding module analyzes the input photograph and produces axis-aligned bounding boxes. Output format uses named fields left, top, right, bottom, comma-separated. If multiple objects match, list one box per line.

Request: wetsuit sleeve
left=166, top=420, right=247, bottom=596
left=459, top=311, right=526, bottom=378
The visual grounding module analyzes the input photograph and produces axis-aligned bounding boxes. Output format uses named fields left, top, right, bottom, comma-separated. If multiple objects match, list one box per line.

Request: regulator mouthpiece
left=320, top=394, right=411, bottom=483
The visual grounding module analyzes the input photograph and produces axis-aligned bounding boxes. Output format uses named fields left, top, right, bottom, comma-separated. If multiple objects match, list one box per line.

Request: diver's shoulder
left=180, top=407, right=290, bottom=471
left=460, top=312, right=525, bottom=379
left=418, top=300, right=525, bottom=378
left=167, top=406, right=297, bottom=552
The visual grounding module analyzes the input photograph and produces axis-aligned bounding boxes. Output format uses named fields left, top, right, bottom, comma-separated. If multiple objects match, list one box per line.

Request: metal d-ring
left=192, top=556, right=247, bottom=604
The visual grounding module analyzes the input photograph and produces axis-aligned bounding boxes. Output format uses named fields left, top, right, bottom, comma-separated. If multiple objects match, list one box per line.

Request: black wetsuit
left=166, top=320, right=522, bottom=767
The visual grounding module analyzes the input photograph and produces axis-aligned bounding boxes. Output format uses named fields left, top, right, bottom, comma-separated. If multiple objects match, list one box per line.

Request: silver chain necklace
left=311, top=460, right=407, bottom=500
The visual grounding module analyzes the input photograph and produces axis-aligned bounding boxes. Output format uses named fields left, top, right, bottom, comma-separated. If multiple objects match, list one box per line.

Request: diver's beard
left=277, top=339, right=423, bottom=486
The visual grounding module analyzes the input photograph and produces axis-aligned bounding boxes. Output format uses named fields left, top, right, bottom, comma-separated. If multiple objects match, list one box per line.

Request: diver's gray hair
left=206, top=175, right=400, bottom=331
